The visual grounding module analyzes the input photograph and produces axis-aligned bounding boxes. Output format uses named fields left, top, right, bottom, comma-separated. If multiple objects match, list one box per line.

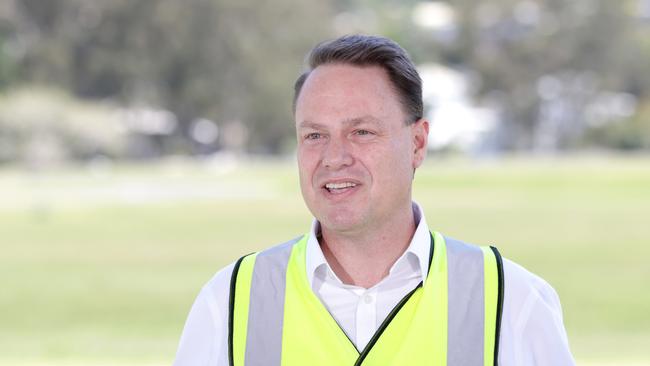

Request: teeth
left=325, top=182, right=357, bottom=189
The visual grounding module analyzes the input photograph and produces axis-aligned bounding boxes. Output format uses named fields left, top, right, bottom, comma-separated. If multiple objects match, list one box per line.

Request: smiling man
left=174, top=35, right=575, bottom=366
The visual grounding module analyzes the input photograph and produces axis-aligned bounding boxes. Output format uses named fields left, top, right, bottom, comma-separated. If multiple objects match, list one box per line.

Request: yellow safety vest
left=229, top=231, right=504, bottom=366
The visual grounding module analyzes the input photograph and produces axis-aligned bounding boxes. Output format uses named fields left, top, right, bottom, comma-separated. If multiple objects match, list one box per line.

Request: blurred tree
left=444, top=0, right=650, bottom=151
left=0, top=86, right=126, bottom=165
left=2, top=0, right=333, bottom=155
left=1, top=0, right=649, bottom=156
left=585, top=98, right=650, bottom=150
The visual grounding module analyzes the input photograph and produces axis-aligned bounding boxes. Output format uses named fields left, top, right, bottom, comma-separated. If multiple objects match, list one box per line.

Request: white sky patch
left=419, top=63, right=497, bottom=151
left=412, top=1, right=456, bottom=30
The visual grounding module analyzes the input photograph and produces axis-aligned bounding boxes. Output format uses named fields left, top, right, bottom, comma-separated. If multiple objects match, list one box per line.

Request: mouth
left=322, top=181, right=360, bottom=195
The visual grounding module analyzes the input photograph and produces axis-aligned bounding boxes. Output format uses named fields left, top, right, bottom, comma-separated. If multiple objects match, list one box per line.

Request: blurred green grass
left=1, top=156, right=649, bottom=365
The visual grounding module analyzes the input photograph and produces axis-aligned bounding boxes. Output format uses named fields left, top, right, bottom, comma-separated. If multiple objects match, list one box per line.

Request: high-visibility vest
left=228, top=231, right=504, bottom=366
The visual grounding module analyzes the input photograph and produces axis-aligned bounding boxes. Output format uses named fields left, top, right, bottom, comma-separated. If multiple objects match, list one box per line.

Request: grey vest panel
left=444, top=236, right=485, bottom=366
left=244, top=237, right=300, bottom=366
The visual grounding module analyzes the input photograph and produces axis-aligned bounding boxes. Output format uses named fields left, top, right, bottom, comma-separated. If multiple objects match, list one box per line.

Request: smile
left=323, top=181, right=360, bottom=195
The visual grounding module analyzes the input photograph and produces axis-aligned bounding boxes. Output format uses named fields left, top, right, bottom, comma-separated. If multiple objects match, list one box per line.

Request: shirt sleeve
left=173, top=263, right=234, bottom=366
left=499, top=259, right=576, bottom=366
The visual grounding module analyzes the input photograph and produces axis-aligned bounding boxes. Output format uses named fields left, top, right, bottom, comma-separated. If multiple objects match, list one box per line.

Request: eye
left=305, top=132, right=322, bottom=140
left=354, top=129, right=374, bottom=136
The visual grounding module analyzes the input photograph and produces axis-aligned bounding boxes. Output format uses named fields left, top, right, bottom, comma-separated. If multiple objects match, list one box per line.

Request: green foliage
left=0, top=35, right=17, bottom=89
left=0, top=86, right=126, bottom=164
left=1, top=0, right=650, bottom=154
left=585, top=100, right=650, bottom=150
left=2, top=0, right=333, bottom=153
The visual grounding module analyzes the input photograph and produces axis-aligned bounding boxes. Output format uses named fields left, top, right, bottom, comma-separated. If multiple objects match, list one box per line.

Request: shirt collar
left=305, top=201, right=432, bottom=288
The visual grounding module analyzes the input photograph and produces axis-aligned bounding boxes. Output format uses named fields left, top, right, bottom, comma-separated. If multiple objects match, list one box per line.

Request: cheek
left=387, top=135, right=415, bottom=169
left=364, top=145, right=410, bottom=183
left=297, top=149, right=318, bottom=184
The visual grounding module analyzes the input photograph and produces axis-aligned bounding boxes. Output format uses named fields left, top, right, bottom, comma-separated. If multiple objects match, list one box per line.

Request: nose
left=322, top=137, right=353, bottom=170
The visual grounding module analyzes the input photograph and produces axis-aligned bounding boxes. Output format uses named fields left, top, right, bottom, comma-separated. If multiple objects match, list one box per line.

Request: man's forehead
left=300, top=64, right=390, bottom=96
left=297, top=115, right=385, bottom=129
left=294, top=64, right=406, bottom=128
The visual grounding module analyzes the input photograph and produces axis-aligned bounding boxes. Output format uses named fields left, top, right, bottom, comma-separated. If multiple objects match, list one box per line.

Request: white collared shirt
left=174, top=203, right=576, bottom=365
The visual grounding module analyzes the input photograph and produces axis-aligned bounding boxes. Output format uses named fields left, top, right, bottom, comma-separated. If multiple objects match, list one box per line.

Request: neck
left=319, top=202, right=416, bottom=288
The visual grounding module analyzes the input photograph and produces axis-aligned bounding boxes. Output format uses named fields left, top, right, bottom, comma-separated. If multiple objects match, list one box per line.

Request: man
left=174, top=35, right=575, bottom=365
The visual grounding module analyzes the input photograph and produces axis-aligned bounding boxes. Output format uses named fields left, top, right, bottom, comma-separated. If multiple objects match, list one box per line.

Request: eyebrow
left=298, top=115, right=383, bottom=129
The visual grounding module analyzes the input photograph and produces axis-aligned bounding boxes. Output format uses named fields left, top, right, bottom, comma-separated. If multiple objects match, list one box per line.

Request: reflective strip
left=445, top=236, right=485, bottom=366
left=244, top=237, right=301, bottom=366
left=481, top=246, right=499, bottom=366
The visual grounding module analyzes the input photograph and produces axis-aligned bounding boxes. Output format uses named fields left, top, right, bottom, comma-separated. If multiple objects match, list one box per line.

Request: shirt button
left=363, top=294, right=374, bottom=304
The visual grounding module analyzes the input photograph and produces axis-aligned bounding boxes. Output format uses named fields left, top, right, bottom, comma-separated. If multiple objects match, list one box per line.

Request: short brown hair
left=293, top=34, right=423, bottom=124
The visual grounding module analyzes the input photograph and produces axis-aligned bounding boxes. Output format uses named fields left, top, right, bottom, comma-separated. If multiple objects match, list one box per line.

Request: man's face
left=295, top=64, right=428, bottom=234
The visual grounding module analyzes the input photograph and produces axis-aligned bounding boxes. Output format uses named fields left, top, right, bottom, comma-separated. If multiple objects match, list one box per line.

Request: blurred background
left=0, top=0, right=649, bottom=365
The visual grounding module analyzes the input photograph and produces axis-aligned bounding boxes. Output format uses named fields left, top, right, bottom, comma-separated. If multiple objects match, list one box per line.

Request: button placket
left=355, top=289, right=378, bottom=350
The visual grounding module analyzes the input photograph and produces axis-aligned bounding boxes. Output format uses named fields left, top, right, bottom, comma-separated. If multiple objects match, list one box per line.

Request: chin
left=319, top=209, right=366, bottom=233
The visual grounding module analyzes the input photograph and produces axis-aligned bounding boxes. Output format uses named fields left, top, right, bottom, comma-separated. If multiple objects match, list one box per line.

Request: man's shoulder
left=443, top=235, right=558, bottom=300
left=498, top=257, right=574, bottom=364
left=500, top=257, right=565, bottom=328
left=502, top=257, right=560, bottom=304
left=255, top=235, right=304, bottom=258
left=202, top=235, right=305, bottom=298
left=442, top=234, right=562, bottom=318
left=200, top=261, right=236, bottom=305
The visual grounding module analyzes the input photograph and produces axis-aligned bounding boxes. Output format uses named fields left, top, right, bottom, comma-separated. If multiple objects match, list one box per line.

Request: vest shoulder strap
left=228, top=236, right=303, bottom=366
left=444, top=236, right=504, bottom=366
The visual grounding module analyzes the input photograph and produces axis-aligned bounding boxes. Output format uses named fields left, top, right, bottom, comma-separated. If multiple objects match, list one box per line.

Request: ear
left=411, top=118, right=429, bottom=169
